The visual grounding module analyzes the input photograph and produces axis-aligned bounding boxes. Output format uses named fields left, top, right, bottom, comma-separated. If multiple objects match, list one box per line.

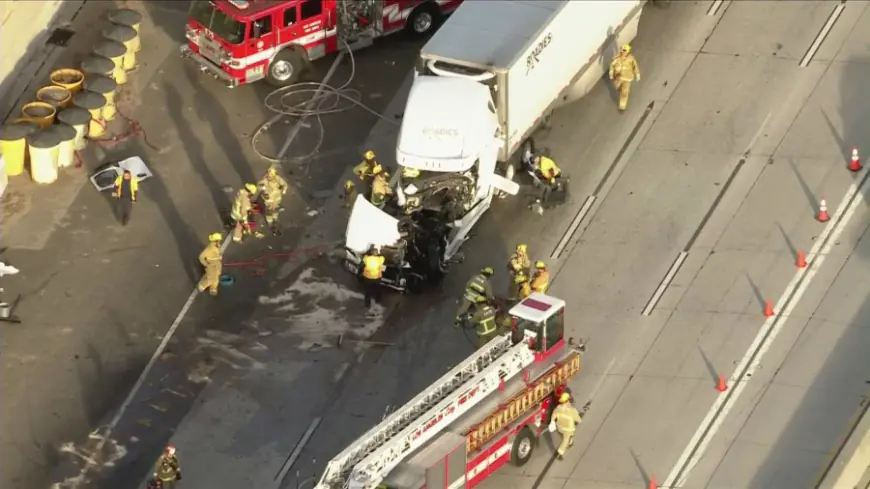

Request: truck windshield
left=189, top=1, right=247, bottom=45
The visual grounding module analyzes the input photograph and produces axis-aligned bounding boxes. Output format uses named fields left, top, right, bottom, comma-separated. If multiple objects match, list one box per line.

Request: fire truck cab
left=181, top=0, right=462, bottom=88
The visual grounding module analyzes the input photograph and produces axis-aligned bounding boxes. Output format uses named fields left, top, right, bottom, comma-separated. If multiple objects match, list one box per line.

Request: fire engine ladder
left=314, top=332, right=534, bottom=489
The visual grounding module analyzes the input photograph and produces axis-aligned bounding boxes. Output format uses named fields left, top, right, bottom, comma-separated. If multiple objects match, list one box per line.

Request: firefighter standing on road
left=259, top=166, right=288, bottom=235
left=552, top=392, right=583, bottom=461
left=510, top=272, right=532, bottom=302
left=198, top=233, right=223, bottom=297
left=112, top=170, right=138, bottom=226
left=609, top=44, right=640, bottom=111
left=531, top=261, right=550, bottom=294
left=472, top=302, right=498, bottom=348
left=353, top=150, right=379, bottom=183
left=361, top=246, right=385, bottom=309
left=508, top=244, right=531, bottom=283
left=153, top=445, right=182, bottom=488
left=455, top=267, right=496, bottom=322
left=370, top=165, right=393, bottom=208
left=231, top=184, right=263, bottom=242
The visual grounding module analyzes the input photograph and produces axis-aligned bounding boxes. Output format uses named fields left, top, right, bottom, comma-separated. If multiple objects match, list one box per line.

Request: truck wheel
left=406, top=3, right=440, bottom=36
left=510, top=427, right=536, bottom=466
left=266, top=49, right=305, bottom=87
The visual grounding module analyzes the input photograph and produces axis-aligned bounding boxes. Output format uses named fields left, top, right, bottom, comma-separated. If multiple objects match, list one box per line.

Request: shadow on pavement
left=748, top=56, right=870, bottom=489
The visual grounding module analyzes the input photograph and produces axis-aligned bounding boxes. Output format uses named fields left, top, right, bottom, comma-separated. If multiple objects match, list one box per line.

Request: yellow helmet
left=208, top=233, right=223, bottom=243
left=481, top=267, right=494, bottom=276
left=621, top=44, right=631, bottom=54
left=244, top=183, right=257, bottom=194
left=344, top=179, right=355, bottom=190
left=364, top=150, right=376, bottom=160
left=372, top=163, right=383, bottom=174
left=402, top=167, right=421, bottom=178
left=267, top=166, right=278, bottom=176
left=514, top=273, right=528, bottom=284
left=559, top=392, right=570, bottom=403
left=535, top=260, right=547, bottom=269
left=517, top=244, right=528, bottom=253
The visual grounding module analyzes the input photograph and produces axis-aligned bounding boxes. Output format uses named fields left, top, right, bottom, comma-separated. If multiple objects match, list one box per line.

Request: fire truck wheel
left=406, top=3, right=440, bottom=36
left=510, top=427, right=536, bottom=467
left=267, top=49, right=305, bottom=87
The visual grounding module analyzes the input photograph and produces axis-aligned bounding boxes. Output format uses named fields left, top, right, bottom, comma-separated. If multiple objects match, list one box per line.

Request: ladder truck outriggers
left=314, top=292, right=584, bottom=489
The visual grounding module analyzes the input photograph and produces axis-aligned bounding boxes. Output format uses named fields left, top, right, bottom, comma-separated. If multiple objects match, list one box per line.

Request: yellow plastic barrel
left=80, top=55, right=115, bottom=79
left=93, top=40, right=128, bottom=85
left=0, top=122, right=39, bottom=176
left=103, top=25, right=138, bottom=71
left=72, top=91, right=108, bottom=138
left=108, top=8, right=143, bottom=50
left=27, top=127, right=61, bottom=184
left=36, top=85, right=72, bottom=110
left=56, top=107, right=91, bottom=151
left=50, top=68, right=85, bottom=95
left=21, top=101, right=57, bottom=128
left=53, top=123, right=77, bottom=169
left=84, top=75, right=118, bottom=121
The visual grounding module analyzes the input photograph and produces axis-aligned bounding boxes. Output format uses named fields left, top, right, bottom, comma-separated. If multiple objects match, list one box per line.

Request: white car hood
left=345, top=195, right=402, bottom=254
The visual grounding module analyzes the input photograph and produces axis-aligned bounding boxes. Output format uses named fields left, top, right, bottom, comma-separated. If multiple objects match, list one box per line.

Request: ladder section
left=314, top=333, right=517, bottom=489
left=349, top=340, right=538, bottom=489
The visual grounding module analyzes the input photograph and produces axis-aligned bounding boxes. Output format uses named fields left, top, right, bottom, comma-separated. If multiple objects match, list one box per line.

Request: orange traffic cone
left=817, top=199, right=830, bottom=223
left=849, top=147, right=862, bottom=172
left=796, top=251, right=807, bottom=268
left=648, top=476, right=657, bottom=489
left=716, top=373, right=728, bottom=392
left=764, top=300, right=775, bottom=317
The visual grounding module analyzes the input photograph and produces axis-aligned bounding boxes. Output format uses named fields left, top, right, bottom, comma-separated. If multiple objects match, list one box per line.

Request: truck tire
left=266, top=49, right=305, bottom=87
left=406, top=3, right=440, bottom=37
left=510, top=427, right=536, bottom=466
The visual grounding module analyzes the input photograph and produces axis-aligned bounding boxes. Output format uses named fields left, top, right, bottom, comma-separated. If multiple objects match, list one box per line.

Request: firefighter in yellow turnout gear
left=531, top=261, right=550, bottom=294
left=353, top=150, right=379, bottom=183
left=609, top=44, right=641, bottom=111
left=198, top=233, right=223, bottom=296
left=552, top=392, right=583, bottom=460
left=511, top=272, right=532, bottom=302
left=370, top=164, right=393, bottom=208
left=471, top=303, right=498, bottom=348
left=231, top=184, right=263, bottom=242
left=259, top=166, right=288, bottom=235
left=455, top=267, right=496, bottom=321
left=153, top=445, right=182, bottom=488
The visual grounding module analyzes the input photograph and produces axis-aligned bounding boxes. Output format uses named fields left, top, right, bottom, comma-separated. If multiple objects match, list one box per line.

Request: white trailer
left=397, top=0, right=647, bottom=174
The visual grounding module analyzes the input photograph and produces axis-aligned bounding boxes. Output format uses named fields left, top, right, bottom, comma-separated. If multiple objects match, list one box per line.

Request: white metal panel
left=504, top=0, right=643, bottom=150
left=344, top=194, right=402, bottom=254
left=420, top=0, right=567, bottom=71
left=509, top=293, right=567, bottom=323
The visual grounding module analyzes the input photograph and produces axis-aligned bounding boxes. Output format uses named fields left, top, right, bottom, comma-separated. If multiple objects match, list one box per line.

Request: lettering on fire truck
left=409, top=385, right=482, bottom=445
left=465, top=352, right=581, bottom=453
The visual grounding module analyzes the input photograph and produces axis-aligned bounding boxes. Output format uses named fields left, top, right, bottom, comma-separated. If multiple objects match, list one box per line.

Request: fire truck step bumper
left=179, top=45, right=238, bottom=88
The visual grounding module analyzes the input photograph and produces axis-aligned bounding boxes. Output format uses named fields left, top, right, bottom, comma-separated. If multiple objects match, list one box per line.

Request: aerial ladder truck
left=313, top=292, right=584, bottom=489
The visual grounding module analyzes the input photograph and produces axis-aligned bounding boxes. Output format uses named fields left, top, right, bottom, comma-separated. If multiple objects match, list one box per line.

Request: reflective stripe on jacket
left=475, top=306, right=497, bottom=337
left=362, top=255, right=384, bottom=279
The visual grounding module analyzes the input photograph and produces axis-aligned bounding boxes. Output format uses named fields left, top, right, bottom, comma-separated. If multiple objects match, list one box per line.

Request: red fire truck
left=180, top=0, right=463, bottom=88
left=313, top=292, right=586, bottom=489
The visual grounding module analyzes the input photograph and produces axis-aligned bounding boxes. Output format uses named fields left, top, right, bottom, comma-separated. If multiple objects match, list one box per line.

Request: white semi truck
left=344, top=0, right=649, bottom=290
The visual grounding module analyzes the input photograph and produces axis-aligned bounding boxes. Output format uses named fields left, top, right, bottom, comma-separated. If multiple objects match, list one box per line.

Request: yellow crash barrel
left=102, top=25, right=138, bottom=71
left=84, top=75, right=118, bottom=121
left=72, top=90, right=108, bottom=138
left=0, top=121, right=39, bottom=177
left=50, top=68, right=85, bottom=95
left=37, top=85, right=72, bottom=110
left=92, top=40, right=128, bottom=85
left=27, top=127, right=62, bottom=184
left=21, top=101, right=57, bottom=128
left=53, top=123, right=77, bottom=169
left=56, top=107, right=91, bottom=151
left=108, top=8, right=143, bottom=49
left=80, top=55, right=115, bottom=79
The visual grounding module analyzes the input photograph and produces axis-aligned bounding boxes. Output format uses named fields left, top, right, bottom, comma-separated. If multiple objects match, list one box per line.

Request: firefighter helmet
left=208, top=233, right=222, bottom=243
left=559, top=392, right=570, bottom=403
left=535, top=260, right=546, bottom=269
left=621, top=43, right=631, bottom=54
left=364, top=150, right=376, bottom=160
left=402, top=167, right=421, bottom=178
left=244, top=183, right=257, bottom=194
left=372, top=163, right=383, bottom=175
left=267, top=166, right=278, bottom=176
left=517, top=244, right=528, bottom=253
left=481, top=267, right=494, bottom=276
left=165, top=445, right=177, bottom=456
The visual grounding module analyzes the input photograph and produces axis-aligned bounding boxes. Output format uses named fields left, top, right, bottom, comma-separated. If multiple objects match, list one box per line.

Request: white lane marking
left=551, top=195, right=596, bottom=259
left=642, top=251, right=688, bottom=316
left=274, top=417, right=323, bottom=487
left=799, top=2, right=846, bottom=68
left=662, top=166, right=870, bottom=488
left=707, top=0, right=725, bottom=16
left=77, top=53, right=348, bottom=489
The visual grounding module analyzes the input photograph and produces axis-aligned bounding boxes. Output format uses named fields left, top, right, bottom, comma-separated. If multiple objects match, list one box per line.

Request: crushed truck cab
left=314, top=292, right=584, bottom=489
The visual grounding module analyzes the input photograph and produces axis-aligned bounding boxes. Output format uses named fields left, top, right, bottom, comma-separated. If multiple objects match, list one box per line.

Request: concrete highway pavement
left=0, top=2, right=426, bottom=489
